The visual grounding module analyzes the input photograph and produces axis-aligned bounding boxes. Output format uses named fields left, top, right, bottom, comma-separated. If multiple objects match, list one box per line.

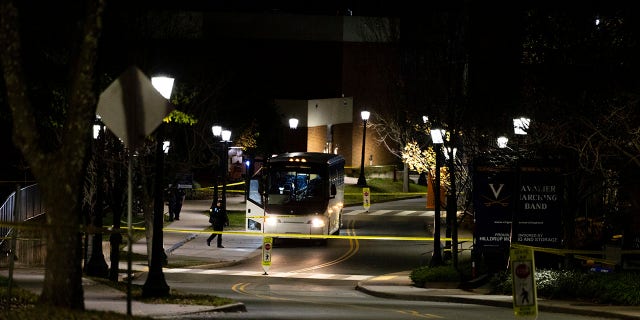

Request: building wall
left=342, top=42, right=400, bottom=168
left=188, top=12, right=400, bottom=168
left=332, top=122, right=354, bottom=163
left=307, top=126, right=328, bottom=153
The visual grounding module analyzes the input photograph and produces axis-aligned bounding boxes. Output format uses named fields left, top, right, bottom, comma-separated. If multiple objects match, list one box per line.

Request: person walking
left=207, top=201, right=228, bottom=248
left=167, top=185, right=177, bottom=221
left=173, top=187, right=186, bottom=220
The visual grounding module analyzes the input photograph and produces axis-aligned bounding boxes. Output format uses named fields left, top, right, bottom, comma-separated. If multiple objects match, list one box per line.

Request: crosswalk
left=161, top=267, right=379, bottom=281
left=343, top=209, right=434, bottom=217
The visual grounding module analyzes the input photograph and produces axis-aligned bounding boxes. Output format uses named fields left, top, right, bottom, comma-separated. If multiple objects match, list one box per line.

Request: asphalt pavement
left=4, top=194, right=640, bottom=319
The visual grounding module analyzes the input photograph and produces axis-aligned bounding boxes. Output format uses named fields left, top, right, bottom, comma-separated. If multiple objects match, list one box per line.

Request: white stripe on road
left=162, top=267, right=375, bottom=281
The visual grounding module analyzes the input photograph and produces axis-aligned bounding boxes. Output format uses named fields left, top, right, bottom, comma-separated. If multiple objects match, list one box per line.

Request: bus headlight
left=310, top=218, right=325, bottom=228
left=266, top=217, right=279, bottom=226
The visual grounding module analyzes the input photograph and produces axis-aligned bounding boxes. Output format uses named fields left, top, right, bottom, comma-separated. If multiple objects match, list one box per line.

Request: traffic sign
left=362, top=187, right=371, bottom=212
left=262, top=237, right=273, bottom=275
left=511, top=246, right=538, bottom=319
left=96, top=66, right=174, bottom=149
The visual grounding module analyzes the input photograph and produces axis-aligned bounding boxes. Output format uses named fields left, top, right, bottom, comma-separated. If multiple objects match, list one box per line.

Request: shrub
left=410, top=264, right=461, bottom=287
left=488, top=268, right=640, bottom=306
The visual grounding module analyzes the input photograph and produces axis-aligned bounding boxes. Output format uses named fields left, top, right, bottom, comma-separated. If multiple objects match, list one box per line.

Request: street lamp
left=513, top=117, right=530, bottom=135
left=288, top=118, right=300, bottom=152
left=142, top=75, right=174, bottom=297
left=497, top=136, right=509, bottom=149
left=163, top=141, right=171, bottom=154
left=210, top=125, right=225, bottom=210
left=151, top=76, right=175, bottom=99
left=221, top=130, right=232, bottom=213
left=212, top=125, right=222, bottom=137
left=85, top=118, right=109, bottom=277
left=430, top=128, right=444, bottom=266
left=356, top=110, right=370, bottom=187
left=289, top=118, right=299, bottom=129
left=444, top=144, right=459, bottom=268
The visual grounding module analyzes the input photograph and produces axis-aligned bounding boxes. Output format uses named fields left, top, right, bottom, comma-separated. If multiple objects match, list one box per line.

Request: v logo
left=489, top=183, right=504, bottom=199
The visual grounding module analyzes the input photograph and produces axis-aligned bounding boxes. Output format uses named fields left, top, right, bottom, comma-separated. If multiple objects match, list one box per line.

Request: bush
left=488, top=268, right=640, bottom=306
left=410, top=264, right=461, bottom=287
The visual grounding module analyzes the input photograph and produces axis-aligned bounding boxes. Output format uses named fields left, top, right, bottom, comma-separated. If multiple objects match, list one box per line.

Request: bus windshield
left=266, top=165, right=327, bottom=209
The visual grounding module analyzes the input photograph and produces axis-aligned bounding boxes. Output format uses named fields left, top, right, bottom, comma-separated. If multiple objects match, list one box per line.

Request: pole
left=431, top=145, right=443, bottom=266
left=448, top=146, right=458, bottom=269
left=7, top=185, right=20, bottom=308
left=142, top=128, right=170, bottom=297
left=357, top=118, right=367, bottom=187
left=86, top=126, right=109, bottom=277
left=126, top=151, right=133, bottom=316
left=222, top=141, right=228, bottom=213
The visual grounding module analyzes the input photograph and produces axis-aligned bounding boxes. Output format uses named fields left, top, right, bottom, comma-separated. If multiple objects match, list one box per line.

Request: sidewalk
left=5, top=195, right=640, bottom=319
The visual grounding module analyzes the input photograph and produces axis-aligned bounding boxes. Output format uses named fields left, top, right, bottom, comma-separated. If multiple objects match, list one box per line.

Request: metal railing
left=0, top=184, right=47, bottom=266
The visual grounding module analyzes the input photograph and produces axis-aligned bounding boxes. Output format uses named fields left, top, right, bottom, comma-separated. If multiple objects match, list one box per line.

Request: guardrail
left=0, top=184, right=46, bottom=266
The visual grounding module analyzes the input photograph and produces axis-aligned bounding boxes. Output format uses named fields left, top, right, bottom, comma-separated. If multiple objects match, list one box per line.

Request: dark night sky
left=2, top=0, right=639, bottom=197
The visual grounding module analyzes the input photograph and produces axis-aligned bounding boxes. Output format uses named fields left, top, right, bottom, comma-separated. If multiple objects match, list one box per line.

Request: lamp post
left=221, top=130, right=232, bottom=213
left=142, top=75, right=174, bottom=297
left=444, top=144, right=458, bottom=268
left=289, top=118, right=299, bottom=129
left=497, top=136, right=509, bottom=149
left=85, top=118, right=109, bottom=277
left=513, top=117, right=530, bottom=135
left=430, top=128, right=444, bottom=266
left=356, top=110, right=370, bottom=187
left=210, top=125, right=222, bottom=209
left=289, top=118, right=299, bottom=152
left=511, top=116, right=530, bottom=246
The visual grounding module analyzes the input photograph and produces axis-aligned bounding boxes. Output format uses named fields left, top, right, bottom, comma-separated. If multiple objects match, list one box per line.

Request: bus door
left=246, top=169, right=265, bottom=232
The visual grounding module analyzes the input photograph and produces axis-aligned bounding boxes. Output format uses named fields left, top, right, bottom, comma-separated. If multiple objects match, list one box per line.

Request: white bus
left=246, top=152, right=345, bottom=239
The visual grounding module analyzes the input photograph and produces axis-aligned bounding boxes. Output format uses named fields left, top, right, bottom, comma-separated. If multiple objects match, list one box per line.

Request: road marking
left=344, top=210, right=367, bottom=215
left=291, top=219, right=359, bottom=273
left=370, top=210, right=391, bottom=215
left=343, top=209, right=434, bottom=217
left=162, top=268, right=377, bottom=281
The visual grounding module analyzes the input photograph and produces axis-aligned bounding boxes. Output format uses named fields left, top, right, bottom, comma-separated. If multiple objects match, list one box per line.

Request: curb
left=355, top=284, right=640, bottom=320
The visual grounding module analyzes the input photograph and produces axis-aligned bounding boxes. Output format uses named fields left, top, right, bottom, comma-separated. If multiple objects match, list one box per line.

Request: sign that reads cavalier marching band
left=473, top=160, right=563, bottom=250
left=515, top=166, right=563, bottom=248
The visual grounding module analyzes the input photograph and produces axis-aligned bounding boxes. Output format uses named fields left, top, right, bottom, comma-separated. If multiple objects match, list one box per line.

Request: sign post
left=511, top=246, right=538, bottom=319
left=262, top=237, right=273, bottom=275
left=362, top=187, right=371, bottom=212
left=96, top=66, right=174, bottom=315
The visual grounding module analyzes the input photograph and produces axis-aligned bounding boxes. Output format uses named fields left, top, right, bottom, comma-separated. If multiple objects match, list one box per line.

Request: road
left=137, top=198, right=603, bottom=319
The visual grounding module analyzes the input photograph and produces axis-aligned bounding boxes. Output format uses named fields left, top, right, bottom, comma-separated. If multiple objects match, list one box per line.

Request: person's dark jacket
left=209, top=207, right=229, bottom=228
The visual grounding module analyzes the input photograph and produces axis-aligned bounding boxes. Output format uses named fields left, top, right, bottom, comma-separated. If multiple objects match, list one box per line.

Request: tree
left=516, top=4, right=640, bottom=249
left=0, top=0, right=105, bottom=309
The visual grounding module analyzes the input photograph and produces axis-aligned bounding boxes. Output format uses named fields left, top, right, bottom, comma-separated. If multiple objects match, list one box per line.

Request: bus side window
left=330, top=183, right=337, bottom=197
left=249, top=179, right=262, bottom=205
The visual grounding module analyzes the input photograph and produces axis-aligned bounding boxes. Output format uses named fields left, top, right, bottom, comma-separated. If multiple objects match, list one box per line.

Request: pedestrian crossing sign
left=362, top=187, right=371, bottom=211
left=262, top=237, right=273, bottom=275
left=511, top=246, right=538, bottom=319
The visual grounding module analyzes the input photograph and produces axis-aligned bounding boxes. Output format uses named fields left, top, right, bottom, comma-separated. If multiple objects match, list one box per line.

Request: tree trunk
left=0, top=0, right=105, bottom=310
left=403, top=163, right=409, bottom=193
left=41, top=185, right=85, bottom=309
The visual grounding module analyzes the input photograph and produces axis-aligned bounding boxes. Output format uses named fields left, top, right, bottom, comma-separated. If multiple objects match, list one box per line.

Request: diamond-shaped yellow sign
left=97, top=66, right=174, bottom=149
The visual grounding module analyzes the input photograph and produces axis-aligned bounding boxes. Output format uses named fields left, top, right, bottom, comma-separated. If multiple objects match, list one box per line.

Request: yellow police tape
left=134, top=226, right=473, bottom=241
left=344, top=192, right=426, bottom=196
left=3, top=220, right=640, bottom=259
left=0, top=220, right=467, bottom=241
